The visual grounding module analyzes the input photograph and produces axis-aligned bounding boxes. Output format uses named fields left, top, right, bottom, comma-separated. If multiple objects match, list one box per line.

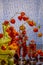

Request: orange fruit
left=23, top=16, right=29, bottom=21
left=28, top=20, right=34, bottom=26
left=22, top=30, right=26, bottom=34
left=26, top=20, right=36, bottom=26
left=10, top=19, right=15, bottom=24
left=30, top=39, right=35, bottom=43
left=40, top=52, right=43, bottom=56
left=0, top=33, right=3, bottom=38
left=34, top=53, right=38, bottom=57
left=18, top=16, right=22, bottom=21
left=3, top=20, right=9, bottom=25
left=33, top=27, right=38, bottom=32
left=6, top=28, right=11, bottom=35
left=21, top=12, right=25, bottom=16
left=15, top=37, right=19, bottom=41
left=37, top=50, right=42, bottom=54
left=1, top=45, right=6, bottom=50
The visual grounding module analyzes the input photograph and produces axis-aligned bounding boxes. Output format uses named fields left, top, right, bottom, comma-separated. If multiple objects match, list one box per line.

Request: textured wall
left=0, top=0, right=43, bottom=50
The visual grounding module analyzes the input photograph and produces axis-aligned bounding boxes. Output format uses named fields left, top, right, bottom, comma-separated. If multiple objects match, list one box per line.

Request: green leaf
left=38, top=25, right=41, bottom=29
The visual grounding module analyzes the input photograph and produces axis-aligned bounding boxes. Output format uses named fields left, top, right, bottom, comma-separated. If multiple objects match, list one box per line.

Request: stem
left=10, top=12, right=20, bottom=19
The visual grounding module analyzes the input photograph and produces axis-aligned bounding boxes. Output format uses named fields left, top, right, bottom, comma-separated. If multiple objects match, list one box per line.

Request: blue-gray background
left=0, top=0, right=43, bottom=50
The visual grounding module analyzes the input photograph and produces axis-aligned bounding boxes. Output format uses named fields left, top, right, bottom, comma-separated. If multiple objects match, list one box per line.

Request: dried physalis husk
left=26, top=20, right=36, bottom=26
left=19, top=24, right=26, bottom=31
left=38, top=32, right=43, bottom=37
